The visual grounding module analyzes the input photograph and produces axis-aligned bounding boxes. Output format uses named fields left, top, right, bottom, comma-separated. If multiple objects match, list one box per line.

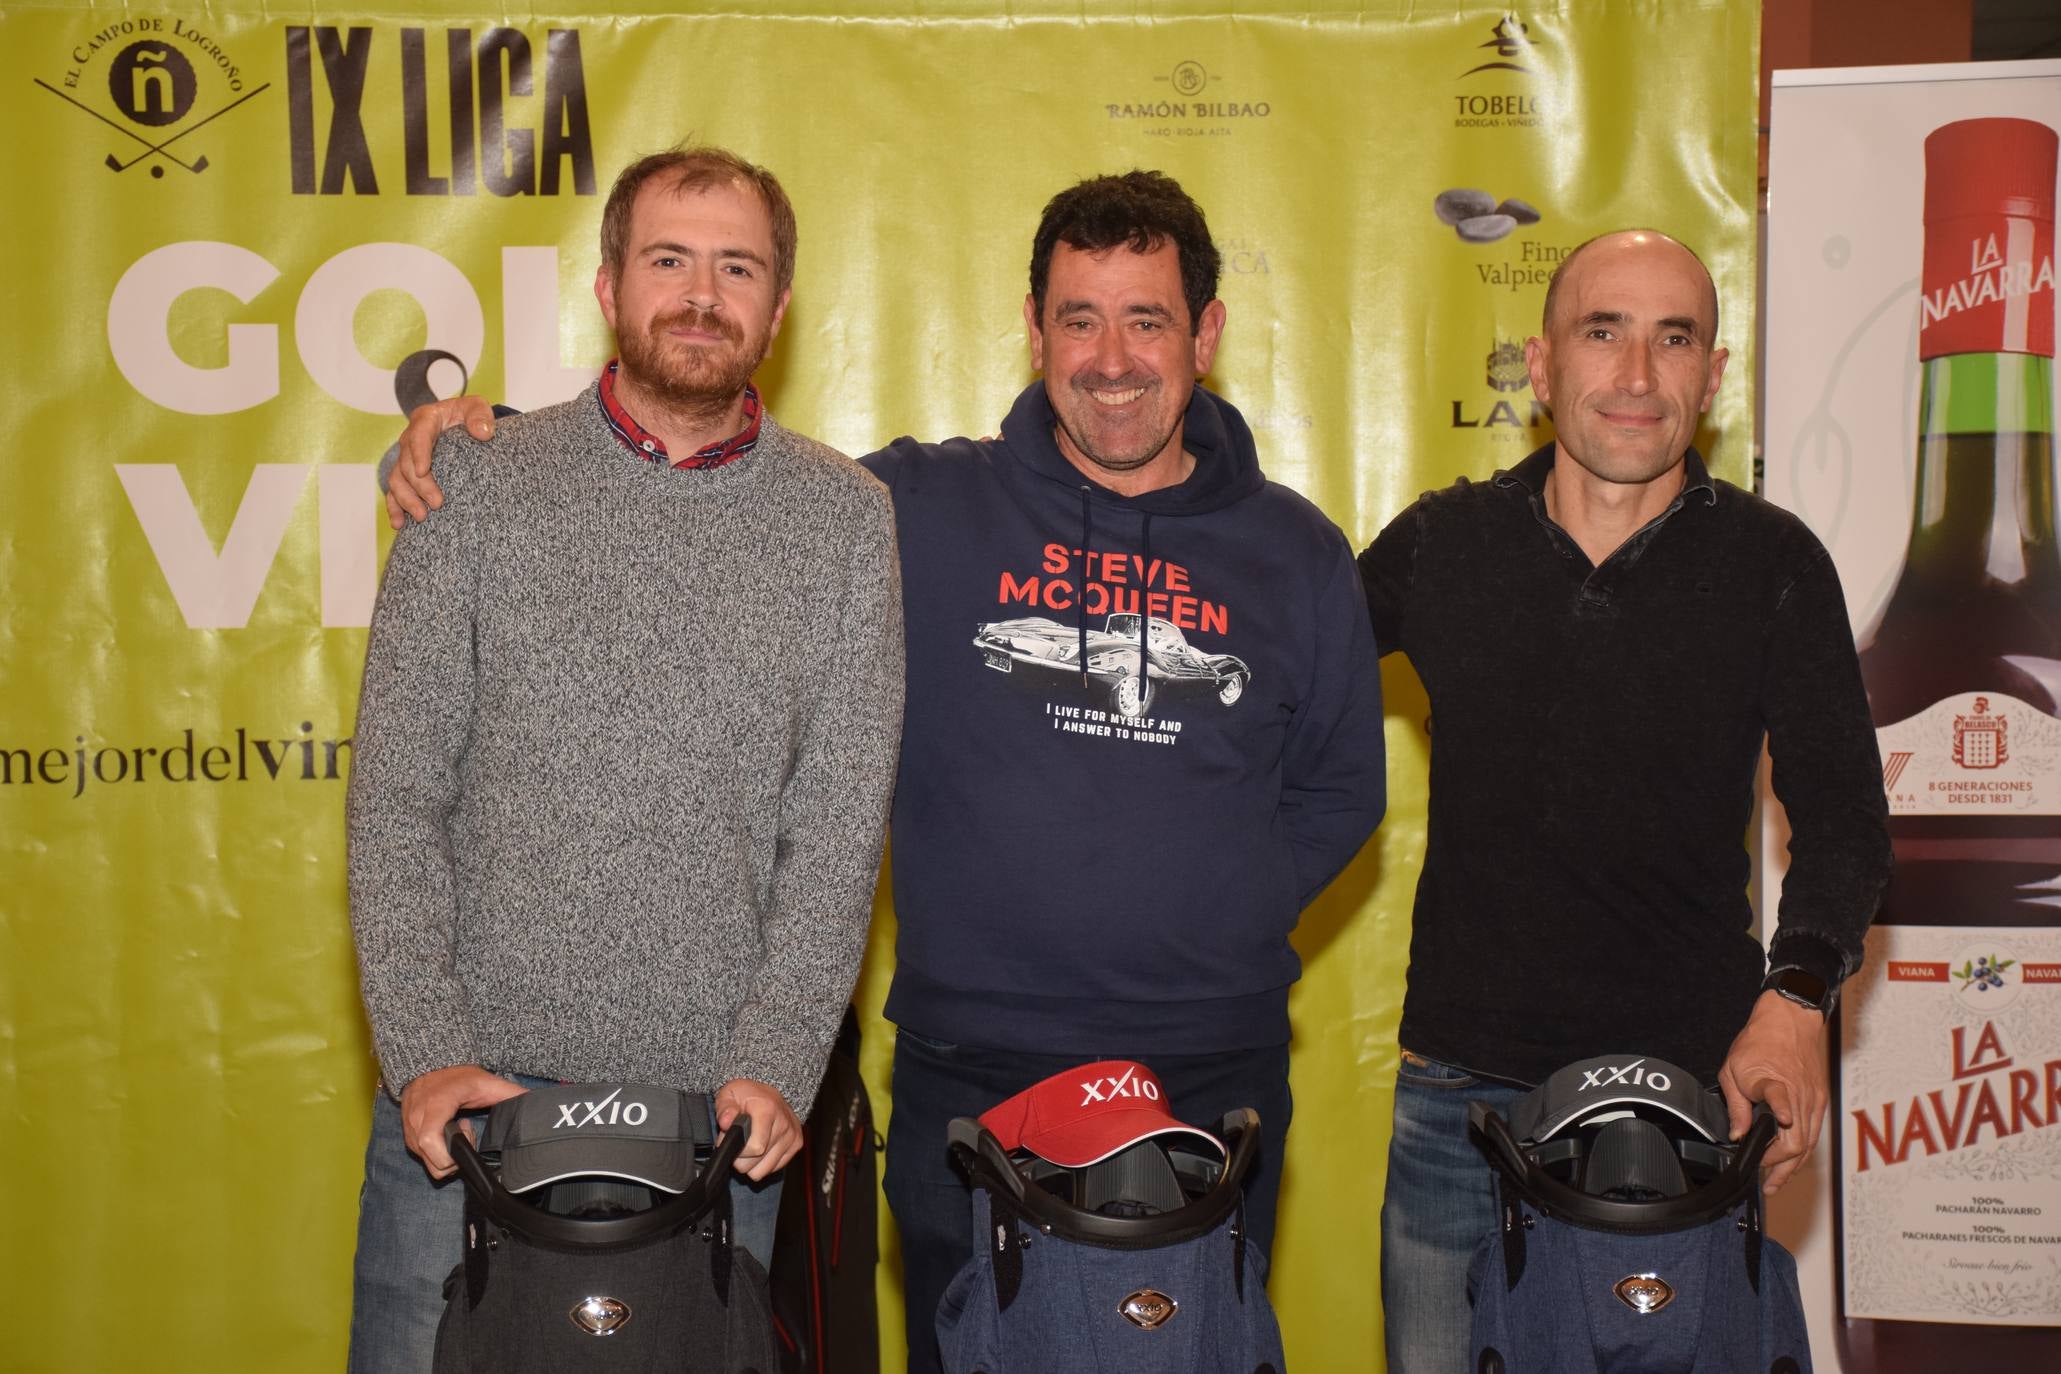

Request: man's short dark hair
left=1028, top=171, right=1222, bottom=333
left=1540, top=229, right=1719, bottom=341
left=600, top=145, right=798, bottom=295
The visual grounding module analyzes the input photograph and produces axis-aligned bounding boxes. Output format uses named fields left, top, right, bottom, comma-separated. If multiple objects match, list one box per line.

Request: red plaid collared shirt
left=597, top=358, right=762, bottom=470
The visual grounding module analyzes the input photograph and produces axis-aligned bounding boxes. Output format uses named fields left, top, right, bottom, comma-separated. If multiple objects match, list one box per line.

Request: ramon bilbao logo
left=35, top=15, right=268, bottom=177
left=1106, top=57, right=1272, bottom=139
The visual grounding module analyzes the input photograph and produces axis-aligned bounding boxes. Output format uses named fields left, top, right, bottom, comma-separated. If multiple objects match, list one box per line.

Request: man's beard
left=617, top=306, right=770, bottom=411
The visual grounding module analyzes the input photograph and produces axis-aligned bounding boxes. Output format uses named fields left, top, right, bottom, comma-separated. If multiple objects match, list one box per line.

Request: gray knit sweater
left=346, top=384, right=902, bottom=1111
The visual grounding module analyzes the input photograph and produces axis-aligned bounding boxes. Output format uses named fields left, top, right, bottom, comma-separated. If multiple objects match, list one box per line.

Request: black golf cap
left=1509, top=1055, right=1730, bottom=1148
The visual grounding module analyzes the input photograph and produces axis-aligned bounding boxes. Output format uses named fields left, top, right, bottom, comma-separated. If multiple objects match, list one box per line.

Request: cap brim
left=1532, top=1092, right=1719, bottom=1145
left=1019, top=1111, right=1225, bottom=1168
left=494, top=1136, right=698, bottom=1194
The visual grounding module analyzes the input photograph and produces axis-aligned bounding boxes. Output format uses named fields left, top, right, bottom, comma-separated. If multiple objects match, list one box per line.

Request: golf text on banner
left=0, top=3, right=1755, bottom=1368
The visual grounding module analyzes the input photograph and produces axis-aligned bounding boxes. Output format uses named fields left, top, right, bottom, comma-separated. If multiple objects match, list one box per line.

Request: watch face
left=1769, top=968, right=1830, bottom=1008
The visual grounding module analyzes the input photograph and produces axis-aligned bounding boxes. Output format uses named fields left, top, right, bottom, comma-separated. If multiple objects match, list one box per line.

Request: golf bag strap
left=1497, top=1172, right=1527, bottom=1292
left=1232, top=1192, right=1248, bottom=1301
left=986, top=1186, right=1028, bottom=1316
left=1743, top=1177, right=1763, bottom=1295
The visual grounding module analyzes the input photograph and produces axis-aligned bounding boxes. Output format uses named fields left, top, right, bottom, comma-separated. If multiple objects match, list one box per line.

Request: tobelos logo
left=36, top=17, right=267, bottom=178
left=1462, top=13, right=1539, bottom=78
left=1453, top=13, right=1546, bottom=129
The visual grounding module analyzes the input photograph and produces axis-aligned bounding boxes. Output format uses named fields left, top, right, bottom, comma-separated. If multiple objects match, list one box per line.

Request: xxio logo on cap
left=570, top=1295, right=631, bottom=1335
left=1580, top=1058, right=1672, bottom=1093
left=553, top=1087, right=650, bottom=1129
left=1119, top=1288, right=1179, bottom=1329
left=1080, top=1064, right=1160, bottom=1106
left=1613, top=1273, right=1675, bottom=1314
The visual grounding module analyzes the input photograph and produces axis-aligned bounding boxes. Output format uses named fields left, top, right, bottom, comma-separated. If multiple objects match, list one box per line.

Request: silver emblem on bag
left=1119, top=1288, right=1178, bottom=1329
left=1613, top=1273, right=1675, bottom=1314
left=570, top=1296, right=632, bottom=1335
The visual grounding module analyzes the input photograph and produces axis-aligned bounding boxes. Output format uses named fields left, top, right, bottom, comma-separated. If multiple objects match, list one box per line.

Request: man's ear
left=594, top=265, right=617, bottom=333
left=1192, top=299, right=1228, bottom=376
left=1700, top=347, right=1730, bottom=414
left=1023, top=293, right=1047, bottom=371
left=1524, top=335, right=1552, bottom=406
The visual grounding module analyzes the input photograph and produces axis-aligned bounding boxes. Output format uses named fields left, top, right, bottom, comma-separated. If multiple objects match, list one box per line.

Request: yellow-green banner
left=0, top=3, right=1756, bottom=1368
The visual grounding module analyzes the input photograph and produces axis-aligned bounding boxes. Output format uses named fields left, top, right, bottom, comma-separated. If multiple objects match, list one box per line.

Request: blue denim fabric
left=1467, top=1198, right=1812, bottom=1373
left=936, top=1178, right=1283, bottom=1373
left=884, top=1030, right=1291, bottom=1374
left=345, top=1079, right=783, bottom=1374
left=1380, top=1055, right=1526, bottom=1374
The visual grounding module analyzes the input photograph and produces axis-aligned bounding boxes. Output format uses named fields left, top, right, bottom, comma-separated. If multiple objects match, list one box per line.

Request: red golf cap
left=978, top=1060, right=1225, bottom=1168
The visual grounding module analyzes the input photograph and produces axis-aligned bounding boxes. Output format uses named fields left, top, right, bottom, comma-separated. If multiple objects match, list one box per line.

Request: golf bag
left=433, top=1082, right=780, bottom=1373
left=935, top=1060, right=1284, bottom=1374
left=769, top=1009, right=880, bottom=1374
left=1467, top=1055, right=1811, bottom=1374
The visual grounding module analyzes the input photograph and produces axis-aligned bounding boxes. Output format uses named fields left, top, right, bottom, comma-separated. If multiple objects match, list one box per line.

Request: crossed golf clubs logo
left=35, top=38, right=268, bottom=177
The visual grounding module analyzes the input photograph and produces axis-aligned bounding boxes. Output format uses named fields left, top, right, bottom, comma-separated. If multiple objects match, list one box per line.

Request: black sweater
left=1359, top=444, right=1890, bottom=1084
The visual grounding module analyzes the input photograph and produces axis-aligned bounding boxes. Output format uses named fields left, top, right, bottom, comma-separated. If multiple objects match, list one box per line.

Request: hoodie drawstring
left=1077, top=486, right=1093, bottom=685
left=1137, top=512, right=1154, bottom=699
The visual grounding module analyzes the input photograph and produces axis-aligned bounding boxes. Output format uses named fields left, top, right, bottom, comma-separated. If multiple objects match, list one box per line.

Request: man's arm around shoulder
left=381, top=395, right=502, bottom=527
left=1281, top=532, right=1388, bottom=906
left=1357, top=499, right=1424, bottom=656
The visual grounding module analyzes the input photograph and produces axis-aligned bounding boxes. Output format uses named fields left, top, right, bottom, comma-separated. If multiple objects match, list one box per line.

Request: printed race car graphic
left=972, top=613, right=1250, bottom=719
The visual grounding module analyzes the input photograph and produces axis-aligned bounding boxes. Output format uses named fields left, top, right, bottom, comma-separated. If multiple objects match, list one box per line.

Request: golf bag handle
left=446, top=1111, right=750, bottom=1250
left=1472, top=1105, right=1779, bottom=1234
left=947, top=1107, right=1260, bottom=1249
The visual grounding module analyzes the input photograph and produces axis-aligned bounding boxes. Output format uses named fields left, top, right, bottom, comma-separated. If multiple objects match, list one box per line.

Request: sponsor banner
left=1842, top=926, right=2061, bottom=1325
left=1763, top=58, right=2061, bottom=1365
left=0, top=4, right=1754, bottom=1368
left=1879, top=691, right=2061, bottom=815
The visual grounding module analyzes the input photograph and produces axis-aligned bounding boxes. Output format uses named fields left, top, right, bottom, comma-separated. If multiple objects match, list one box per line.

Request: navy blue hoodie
left=861, top=381, right=1385, bottom=1055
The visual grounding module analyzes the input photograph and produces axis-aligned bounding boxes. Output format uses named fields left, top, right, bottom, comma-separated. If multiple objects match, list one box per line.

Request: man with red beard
left=343, top=147, right=902, bottom=1373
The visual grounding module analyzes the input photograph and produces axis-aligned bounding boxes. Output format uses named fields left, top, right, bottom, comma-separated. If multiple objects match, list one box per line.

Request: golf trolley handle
left=947, top=1107, right=1260, bottom=1248
left=1473, top=1104, right=1780, bottom=1234
left=445, top=1111, right=751, bottom=1250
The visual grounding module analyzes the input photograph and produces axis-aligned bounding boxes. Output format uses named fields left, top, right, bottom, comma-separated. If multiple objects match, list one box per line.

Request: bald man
left=1358, top=231, right=1889, bottom=1369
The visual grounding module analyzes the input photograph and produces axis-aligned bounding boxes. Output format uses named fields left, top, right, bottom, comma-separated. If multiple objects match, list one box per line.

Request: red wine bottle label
left=1920, top=117, right=2057, bottom=362
left=1919, top=213, right=2055, bottom=361
left=1876, top=692, right=2061, bottom=814
left=1841, top=925, right=2061, bottom=1324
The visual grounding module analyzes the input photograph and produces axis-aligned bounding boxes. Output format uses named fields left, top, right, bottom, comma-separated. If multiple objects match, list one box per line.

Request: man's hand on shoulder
left=398, top=1063, right=528, bottom=1179
left=715, top=1077, right=802, bottom=1182
left=386, top=396, right=497, bottom=529
left=1718, top=990, right=1830, bottom=1195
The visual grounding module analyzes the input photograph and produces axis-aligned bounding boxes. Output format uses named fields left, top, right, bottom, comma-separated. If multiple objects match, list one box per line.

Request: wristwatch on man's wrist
left=1761, top=964, right=1836, bottom=1017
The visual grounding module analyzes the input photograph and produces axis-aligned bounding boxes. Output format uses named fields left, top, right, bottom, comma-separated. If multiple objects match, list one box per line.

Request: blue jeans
left=883, top=1029, right=1292, bottom=1374
left=346, top=1078, right=783, bottom=1374
left=1380, top=1054, right=1526, bottom=1374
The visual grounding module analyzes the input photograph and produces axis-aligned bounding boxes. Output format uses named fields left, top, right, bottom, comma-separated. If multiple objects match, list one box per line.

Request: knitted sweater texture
left=347, top=384, right=903, bottom=1110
